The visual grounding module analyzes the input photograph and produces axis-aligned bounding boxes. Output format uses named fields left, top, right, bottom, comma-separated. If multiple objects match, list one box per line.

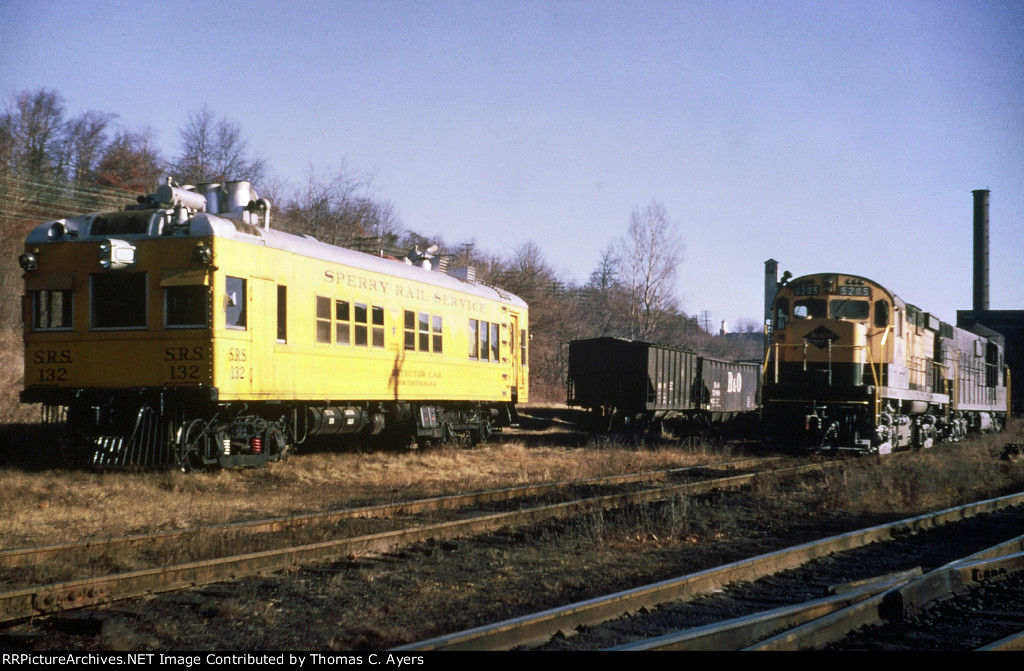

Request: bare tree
left=617, top=200, right=685, bottom=341
left=172, top=106, right=265, bottom=185
left=62, top=110, right=117, bottom=187
left=277, top=163, right=403, bottom=250
left=1, top=88, right=66, bottom=176
left=580, top=243, right=629, bottom=337
left=95, top=127, right=165, bottom=192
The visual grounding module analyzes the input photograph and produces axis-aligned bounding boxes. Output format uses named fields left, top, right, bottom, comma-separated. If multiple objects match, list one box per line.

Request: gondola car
left=762, top=272, right=1007, bottom=453
left=566, top=337, right=758, bottom=436
left=19, top=179, right=528, bottom=468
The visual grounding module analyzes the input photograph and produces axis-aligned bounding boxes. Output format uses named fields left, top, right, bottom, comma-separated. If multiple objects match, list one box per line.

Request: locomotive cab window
left=91, top=272, right=146, bottom=329
left=793, top=298, right=825, bottom=319
left=33, top=290, right=73, bottom=330
left=874, top=300, right=890, bottom=328
left=829, top=299, right=869, bottom=320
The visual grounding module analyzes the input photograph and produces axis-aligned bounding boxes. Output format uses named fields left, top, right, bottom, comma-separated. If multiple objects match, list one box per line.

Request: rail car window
left=404, top=310, right=416, bottom=351
left=325, top=299, right=385, bottom=348
left=469, top=319, right=501, bottom=362
left=417, top=312, right=429, bottom=351
left=91, top=273, right=146, bottom=329
left=277, top=286, right=287, bottom=343
left=373, top=307, right=385, bottom=348
left=405, top=310, right=441, bottom=353
left=165, top=285, right=208, bottom=328
left=480, top=321, right=490, bottom=361
left=336, top=300, right=351, bottom=345
left=520, top=328, right=528, bottom=366
left=468, top=319, right=478, bottom=358
left=33, top=290, right=73, bottom=330
left=829, top=299, right=869, bottom=320
left=354, top=303, right=369, bottom=346
left=316, top=296, right=331, bottom=343
left=225, top=277, right=246, bottom=329
left=793, top=298, right=826, bottom=319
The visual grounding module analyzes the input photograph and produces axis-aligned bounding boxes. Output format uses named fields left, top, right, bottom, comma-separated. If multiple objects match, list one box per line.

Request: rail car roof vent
left=450, top=266, right=477, bottom=283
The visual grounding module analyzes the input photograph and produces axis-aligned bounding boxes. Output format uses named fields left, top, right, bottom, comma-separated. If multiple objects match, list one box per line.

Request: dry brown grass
left=1, top=413, right=1021, bottom=557
left=0, top=438, right=723, bottom=548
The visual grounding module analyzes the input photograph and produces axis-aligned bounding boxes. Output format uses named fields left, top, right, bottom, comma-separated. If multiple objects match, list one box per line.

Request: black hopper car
left=566, top=337, right=759, bottom=437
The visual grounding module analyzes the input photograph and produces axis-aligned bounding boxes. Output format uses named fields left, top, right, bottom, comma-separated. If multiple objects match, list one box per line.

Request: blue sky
left=2, top=0, right=1022, bottom=329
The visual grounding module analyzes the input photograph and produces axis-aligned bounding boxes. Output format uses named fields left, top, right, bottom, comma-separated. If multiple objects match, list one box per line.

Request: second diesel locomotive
left=20, top=180, right=529, bottom=469
left=762, top=271, right=1008, bottom=453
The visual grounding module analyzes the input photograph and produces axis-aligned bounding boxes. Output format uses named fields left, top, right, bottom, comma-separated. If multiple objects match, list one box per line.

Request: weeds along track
left=398, top=493, right=1024, bottom=651
left=0, top=456, right=803, bottom=623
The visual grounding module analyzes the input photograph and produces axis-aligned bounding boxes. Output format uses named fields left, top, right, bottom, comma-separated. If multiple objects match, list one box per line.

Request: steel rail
left=748, top=535, right=1024, bottom=650
left=978, top=630, right=1024, bottom=651
left=622, top=531, right=1024, bottom=651
left=0, top=458, right=800, bottom=623
left=610, top=568, right=924, bottom=651
left=0, top=456, right=779, bottom=570
left=395, top=491, right=1024, bottom=651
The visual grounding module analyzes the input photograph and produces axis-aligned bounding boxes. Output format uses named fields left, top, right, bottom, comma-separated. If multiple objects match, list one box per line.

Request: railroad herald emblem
left=804, top=326, right=840, bottom=350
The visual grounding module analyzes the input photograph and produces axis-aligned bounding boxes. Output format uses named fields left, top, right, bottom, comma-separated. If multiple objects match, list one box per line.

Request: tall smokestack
left=973, top=189, right=990, bottom=311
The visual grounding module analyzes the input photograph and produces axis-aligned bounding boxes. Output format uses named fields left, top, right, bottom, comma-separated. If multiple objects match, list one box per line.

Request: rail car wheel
left=264, top=425, right=290, bottom=462
left=177, top=419, right=214, bottom=472
left=468, top=420, right=491, bottom=447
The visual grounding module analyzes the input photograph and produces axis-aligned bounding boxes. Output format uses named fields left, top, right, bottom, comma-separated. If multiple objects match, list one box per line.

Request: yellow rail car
left=762, top=272, right=1007, bottom=453
left=20, top=180, right=528, bottom=468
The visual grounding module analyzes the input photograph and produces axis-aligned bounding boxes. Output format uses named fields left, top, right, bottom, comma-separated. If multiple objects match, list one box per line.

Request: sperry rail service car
left=20, top=180, right=528, bottom=468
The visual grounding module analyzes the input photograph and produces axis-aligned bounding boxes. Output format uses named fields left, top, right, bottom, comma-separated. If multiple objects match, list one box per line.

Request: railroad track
left=0, top=456, right=806, bottom=624
left=395, top=492, right=1024, bottom=651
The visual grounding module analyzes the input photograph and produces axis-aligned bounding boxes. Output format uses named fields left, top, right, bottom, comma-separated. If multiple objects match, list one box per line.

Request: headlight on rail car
left=18, top=252, right=38, bottom=272
left=192, top=242, right=213, bottom=265
left=98, top=238, right=137, bottom=270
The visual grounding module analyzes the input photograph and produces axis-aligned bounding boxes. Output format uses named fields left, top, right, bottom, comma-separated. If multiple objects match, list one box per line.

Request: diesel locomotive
left=762, top=271, right=1008, bottom=453
left=19, top=179, right=528, bottom=469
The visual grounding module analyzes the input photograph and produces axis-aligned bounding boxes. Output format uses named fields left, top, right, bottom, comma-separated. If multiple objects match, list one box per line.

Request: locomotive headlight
left=98, top=238, right=137, bottom=270
left=19, top=251, right=38, bottom=272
